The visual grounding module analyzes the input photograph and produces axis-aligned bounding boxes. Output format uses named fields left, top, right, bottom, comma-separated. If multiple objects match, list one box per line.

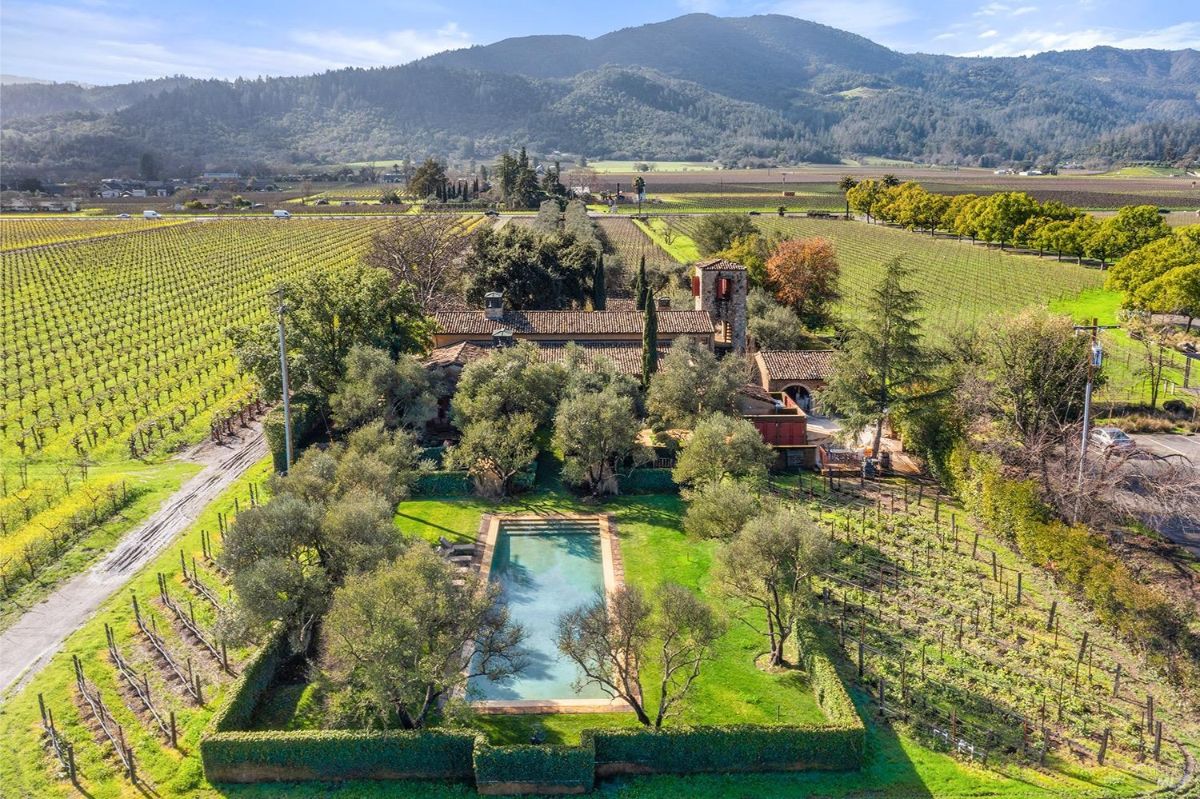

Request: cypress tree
left=642, top=294, right=658, bottom=386
left=593, top=255, right=607, bottom=311
left=634, top=254, right=648, bottom=311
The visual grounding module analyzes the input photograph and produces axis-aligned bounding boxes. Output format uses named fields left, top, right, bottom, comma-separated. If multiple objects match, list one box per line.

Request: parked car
left=1090, top=427, right=1135, bottom=452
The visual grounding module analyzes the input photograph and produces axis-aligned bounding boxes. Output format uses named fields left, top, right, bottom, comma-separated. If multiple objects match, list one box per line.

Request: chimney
left=491, top=328, right=514, bottom=348
left=657, top=296, right=671, bottom=310
left=484, top=291, right=504, bottom=321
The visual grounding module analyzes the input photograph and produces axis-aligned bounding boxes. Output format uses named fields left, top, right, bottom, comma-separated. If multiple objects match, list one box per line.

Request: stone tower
left=692, top=258, right=748, bottom=354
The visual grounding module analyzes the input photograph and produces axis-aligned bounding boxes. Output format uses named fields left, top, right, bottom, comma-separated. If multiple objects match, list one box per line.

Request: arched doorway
left=784, top=384, right=812, bottom=413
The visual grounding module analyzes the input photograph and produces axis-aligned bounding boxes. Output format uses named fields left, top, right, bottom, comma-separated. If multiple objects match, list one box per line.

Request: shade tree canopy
left=673, top=413, right=775, bottom=489
left=765, top=237, right=841, bottom=327
left=647, top=337, right=748, bottom=428
left=321, top=547, right=526, bottom=730
left=229, top=261, right=429, bottom=400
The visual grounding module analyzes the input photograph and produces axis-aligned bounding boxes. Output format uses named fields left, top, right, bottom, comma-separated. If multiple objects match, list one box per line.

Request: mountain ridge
left=2, top=14, right=1197, bottom=177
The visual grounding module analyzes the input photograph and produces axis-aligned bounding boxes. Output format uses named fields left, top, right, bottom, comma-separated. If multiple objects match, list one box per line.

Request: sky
left=2, top=0, right=1197, bottom=85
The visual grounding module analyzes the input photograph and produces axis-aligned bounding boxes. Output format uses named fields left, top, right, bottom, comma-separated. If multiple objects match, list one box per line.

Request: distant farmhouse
left=428, top=259, right=837, bottom=466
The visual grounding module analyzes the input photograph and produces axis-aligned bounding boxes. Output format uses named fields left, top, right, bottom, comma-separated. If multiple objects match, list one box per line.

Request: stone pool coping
left=470, top=513, right=632, bottom=715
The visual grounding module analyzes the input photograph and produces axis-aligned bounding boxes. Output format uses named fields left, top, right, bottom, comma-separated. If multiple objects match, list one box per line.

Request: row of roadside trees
left=843, top=177, right=1171, bottom=266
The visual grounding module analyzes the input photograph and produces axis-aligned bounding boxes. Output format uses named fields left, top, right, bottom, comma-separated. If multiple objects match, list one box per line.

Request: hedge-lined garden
left=200, top=637, right=864, bottom=792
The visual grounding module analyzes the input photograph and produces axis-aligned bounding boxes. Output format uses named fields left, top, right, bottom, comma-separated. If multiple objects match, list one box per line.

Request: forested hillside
left=3, top=14, right=1197, bottom=177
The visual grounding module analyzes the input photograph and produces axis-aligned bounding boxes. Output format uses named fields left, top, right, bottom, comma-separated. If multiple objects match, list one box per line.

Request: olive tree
left=554, top=387, right=648, bottom=496
left=330, top=345, right=439, bottom=432
left=673, top=414, right=775, bottom=489
left=321, top=547, right=526, bottom=729
left=682, top=480, right=767, bottom=539
left=447, top=413, right=539, bottom=499
left=714, top=508, right=834, bottom=667
left=647, top=337, right=748, bottom=429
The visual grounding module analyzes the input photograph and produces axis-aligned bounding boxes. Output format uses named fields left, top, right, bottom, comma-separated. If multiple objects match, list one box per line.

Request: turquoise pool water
left=469, top=519, right=609, bottom=702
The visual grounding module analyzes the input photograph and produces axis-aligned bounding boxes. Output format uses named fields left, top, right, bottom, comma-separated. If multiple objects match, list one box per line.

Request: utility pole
left=272, top=286, right=294, bottom=472
left=1073, top=318, right=1108, bottom=523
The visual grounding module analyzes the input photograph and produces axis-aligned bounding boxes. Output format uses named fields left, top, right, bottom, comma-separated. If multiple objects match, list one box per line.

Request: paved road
left=0, top=425, right=265, bottom=697
left=1122, top=433, right=1200, bottom=552
left=1132, top=433, right=1200, bottom=466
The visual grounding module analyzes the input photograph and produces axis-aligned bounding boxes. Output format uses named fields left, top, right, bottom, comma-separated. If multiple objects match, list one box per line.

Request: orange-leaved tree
left=765, top=237, right=841, bottom=327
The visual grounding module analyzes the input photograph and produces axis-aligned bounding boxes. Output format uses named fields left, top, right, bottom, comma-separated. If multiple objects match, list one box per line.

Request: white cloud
left=288, top=23, right=472, bottom=69
left=0, top=1, right=474, bottom=83
left=979, top=29, right=999, bottom=38
left=770, top=0, right=914, bottom=36
left=963, top=20, right=1200, bottom=56
left=974, top=3, right=1039, bottom=18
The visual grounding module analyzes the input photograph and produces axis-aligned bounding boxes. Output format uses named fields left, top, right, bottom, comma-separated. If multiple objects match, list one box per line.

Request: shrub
left=473, top=741, right=595, bottom=794
left=202, top=729, right=476, bottom=783
left=264, top=390, right=326, bottom=473
left=618, top=468, right=677, bottom=494
left=950, top=444, right=1196, bottom=672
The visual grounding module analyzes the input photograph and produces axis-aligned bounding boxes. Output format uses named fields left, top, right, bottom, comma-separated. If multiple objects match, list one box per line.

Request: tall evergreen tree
left=642, top=295, right=658, bottom=387
left=822, top=258, right=932, bottom=457
left=593, top=255, right=607, bottom=310
left=634, top=255, right=649, bottom=310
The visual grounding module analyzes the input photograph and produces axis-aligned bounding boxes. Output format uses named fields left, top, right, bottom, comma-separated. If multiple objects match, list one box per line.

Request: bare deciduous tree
left=556, top=584, right=722, bottom=728
left=366, top=214, right=474, bottom=313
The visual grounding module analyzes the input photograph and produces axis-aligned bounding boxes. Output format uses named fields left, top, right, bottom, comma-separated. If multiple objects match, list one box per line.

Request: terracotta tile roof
left=738, top=383, right=776, bottom=404
left=434, top=310, right=714, bottom=336
left=756, top=350, right=837, bottom=381
left=536, top=343, right=670, bottom=375
left=694, top=257, right=747, bottom=271
left=423, top=341, right=490, bottom=368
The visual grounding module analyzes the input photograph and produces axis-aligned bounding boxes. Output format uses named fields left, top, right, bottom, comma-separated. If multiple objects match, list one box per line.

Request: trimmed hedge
left=207, top=627, right=288, bottom=733
left=264, top=390, right=326, bottom=473
left=412, top=464, right=537, bottom=497
left=203, top=729, right=476, bottom=783
left=413, top=470, right=472, bottom=497
left=617, top=468, right=677, bottom=495
left=474, top=741, right=595, bottom=795
left=586, top=649, right=863, bottom=777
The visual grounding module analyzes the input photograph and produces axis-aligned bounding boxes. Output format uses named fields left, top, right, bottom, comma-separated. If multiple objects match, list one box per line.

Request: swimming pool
left=468, top=515, right=628, bottom=713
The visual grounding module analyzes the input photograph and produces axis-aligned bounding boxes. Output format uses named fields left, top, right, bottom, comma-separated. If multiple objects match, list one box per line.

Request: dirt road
left=0, top=423, right=266, bottom=696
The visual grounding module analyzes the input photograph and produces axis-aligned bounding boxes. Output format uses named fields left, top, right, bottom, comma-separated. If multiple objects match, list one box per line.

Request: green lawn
left=394, top=491, right=827, bottom=743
